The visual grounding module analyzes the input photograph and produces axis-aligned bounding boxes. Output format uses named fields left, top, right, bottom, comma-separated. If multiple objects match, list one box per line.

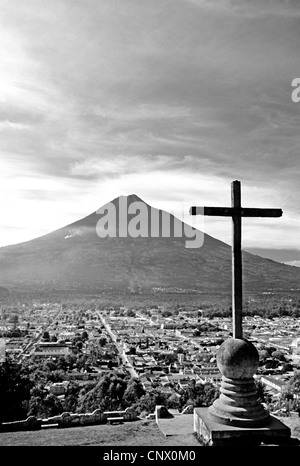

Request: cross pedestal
left=190, top=180, right=292, bottom=445
left=208, top=338, right=269, bottom=428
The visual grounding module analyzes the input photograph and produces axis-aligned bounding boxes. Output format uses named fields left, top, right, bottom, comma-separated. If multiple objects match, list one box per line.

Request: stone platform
left=157, top=413, right=194, bottom=437
left=194, top=408, right=293, bottom=446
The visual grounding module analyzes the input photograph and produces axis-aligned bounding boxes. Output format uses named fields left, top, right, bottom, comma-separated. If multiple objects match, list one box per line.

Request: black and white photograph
left=1, top=0, right=300, bottom=453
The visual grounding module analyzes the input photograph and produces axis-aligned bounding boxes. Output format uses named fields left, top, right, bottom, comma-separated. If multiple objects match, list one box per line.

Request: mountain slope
left=0, top=194, right=299, bottom=294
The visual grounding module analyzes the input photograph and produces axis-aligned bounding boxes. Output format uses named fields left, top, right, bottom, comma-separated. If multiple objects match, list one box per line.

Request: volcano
left=0, top=194, right=299, bottom=294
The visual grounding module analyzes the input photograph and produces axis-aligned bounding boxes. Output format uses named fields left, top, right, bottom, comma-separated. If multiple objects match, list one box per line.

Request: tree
left=286, top=371, right=300, bottom=396
left=57, top=356, right=68, bottom=371
left=66, top=354, right=77, bottom=368
left=163, top=353, right=177, bottom=365
left=265, top=346, right=277, bottom=356
left=292, top=308, right=300, bottom=318
left=9, top=314, right=19, bottom=325
left=81, top=331, right=89, bottom=341
left=0, top=358, right=33, bottom=422
left=107, top=360, right=113, bottom=370
left=27, top=390, right=45, bottom=417
left=42, top=331, right=50, bottom=342
left=99, top=337, right=107, bottom=347
left=166, top=393, right=181, bottom=410
left=28, top=391, right=63, bottom=418
left=255, top=379, right=270, bottom=404
left=271, top=351, right=286, bottom=362
left=133, top=390, right=168, bottom=415
left=123, top=379, right=145, bottom=405
left=265, top=359, right=280, bottom=369
left=77, top=371, right=129, bottom=413
left=75, top=340, right=83, bottom=350
left=180, top=381, right=219, bottom=409
left=281, top=362, right=293, bottom=373
left=47, top=369, right=66, bottom=383
left=43, top=360, right=57, bottom=372
left=259, top=350, right=269, bottom=363
left=76, top=354, right=88, bottom=370
left=63, top=382, right=80, bottom=413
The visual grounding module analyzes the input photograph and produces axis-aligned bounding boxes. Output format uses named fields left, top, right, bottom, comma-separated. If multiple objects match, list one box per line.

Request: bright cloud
left=0, top=0, right=299, bottom=254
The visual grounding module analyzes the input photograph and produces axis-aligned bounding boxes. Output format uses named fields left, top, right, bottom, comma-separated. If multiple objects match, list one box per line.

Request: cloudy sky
left=0, top=0, right=300, bottom=263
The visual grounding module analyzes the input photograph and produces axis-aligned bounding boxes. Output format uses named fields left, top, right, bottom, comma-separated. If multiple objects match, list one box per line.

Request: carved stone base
left=208, top=338, right=270, bottom=428
left=208, top=376, right=269, bottom=427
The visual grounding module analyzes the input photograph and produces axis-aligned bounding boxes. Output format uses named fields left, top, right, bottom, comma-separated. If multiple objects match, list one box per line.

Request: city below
left=1, top=295, right=300, bottom=419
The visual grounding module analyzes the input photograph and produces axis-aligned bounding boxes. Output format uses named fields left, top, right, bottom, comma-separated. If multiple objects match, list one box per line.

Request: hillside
left=0, top=417, right=299, bottom=447
left=0, top=419, right=199, bottom=447
left=0, top=194, right=299, bottom=294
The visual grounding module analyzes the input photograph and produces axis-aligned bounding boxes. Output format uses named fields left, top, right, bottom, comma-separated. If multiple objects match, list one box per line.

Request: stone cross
left=190, top=180, right=282, bottom=339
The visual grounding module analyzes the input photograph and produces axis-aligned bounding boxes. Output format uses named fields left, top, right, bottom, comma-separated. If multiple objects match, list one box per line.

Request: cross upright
left=190, top=180, right=282, bottom=339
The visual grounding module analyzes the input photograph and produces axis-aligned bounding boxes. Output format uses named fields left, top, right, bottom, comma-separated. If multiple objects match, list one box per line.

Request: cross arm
left=189, top=206, right=283, bottom=217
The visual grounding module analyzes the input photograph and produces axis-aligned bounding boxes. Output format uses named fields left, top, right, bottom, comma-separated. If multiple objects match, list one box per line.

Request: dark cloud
left=0, top=0, right=299, bottom=247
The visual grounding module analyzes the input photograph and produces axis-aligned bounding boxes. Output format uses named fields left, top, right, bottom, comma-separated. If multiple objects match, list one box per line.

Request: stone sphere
left=216, top=338, right=259, bottom=379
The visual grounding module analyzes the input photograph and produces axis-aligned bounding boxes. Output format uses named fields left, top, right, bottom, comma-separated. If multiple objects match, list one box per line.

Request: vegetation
left=255, top=371, right=300, bottom=416
left=0, top=358, right=32, bottom=422
left=77, top=373, right=145, bottom=413
left=257, top=345, right=294, bottom=374
left=2, top=289, right=300, bottom=318
left=281, top=372, right=300, bottom=415
left=200, top=297, right=300, bottom=319
left=2, top=291, right=300, bottom=426
left=0, top=353, right=219, bottom=423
